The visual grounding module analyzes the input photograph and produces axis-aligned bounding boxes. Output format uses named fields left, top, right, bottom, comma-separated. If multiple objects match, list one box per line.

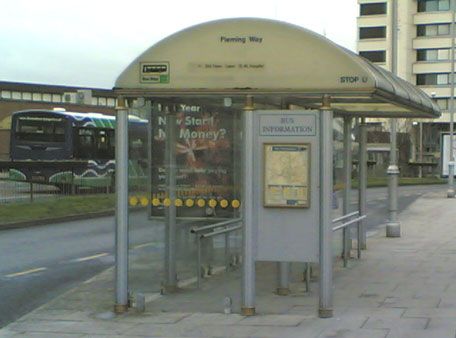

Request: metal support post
left=203, top=236, right=213, bottom=275
left=225, top=232, right=230, bottom=270
left=71, top=169, right=76, bottom=195
left=342, top=117, right=352, bottom=266
left=319, top=95, right=333, bottom=318
left=197, top=235, right=202, bottom=288
left=276, top=100, right=291, bottom=296
left=146, top=100, right=154, bottom=217
left=386, top=118, right=401, bottom=238
left=418, top=122, right=423, bottom=178
left=164, top=106, right=178, bottom=292
left=241, top=95, right=256, bottom=316
left=358, top=118, right=367, bottom=251
left=114, top=97, right=129, bottom=314
left=448, top=0, right=456, bottom=198
left=304, top=263, right=311, bottom=292
left=277, top=262, right=290, bottom=295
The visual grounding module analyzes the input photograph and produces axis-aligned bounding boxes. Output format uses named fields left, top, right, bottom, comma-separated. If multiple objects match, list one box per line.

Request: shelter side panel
left=254, top=111, right=319, bottom=262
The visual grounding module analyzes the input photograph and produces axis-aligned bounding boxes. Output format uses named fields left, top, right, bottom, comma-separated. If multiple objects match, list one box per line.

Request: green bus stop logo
left=140, top=62, right=170, bottom=84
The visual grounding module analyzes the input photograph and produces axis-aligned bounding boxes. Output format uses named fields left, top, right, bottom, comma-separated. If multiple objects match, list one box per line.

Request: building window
left=359, top=26, right=386, bottom=39
left=107, top=98, right=116, bottom=107
left=418, top=0, right=450, bottom=12
left=22, top=92, right=32, bottom=100
left=52, top=94, right=61, bottom=103
left=417, top=73, right=452, bottom=85
left=417, top=48, right=450, bottom=61
left=360, top=3, right=387, bottom=16
left=32, top=93, right=42, bottom=101
left=417, top=24, right=450, bottom=36
left=437, top=73, right=449, bottom=84
left=435, top=98, right=449, bottom=110
left=98, top=97, right=107, bottom=106
left=42, top=93, right=52, bottom=102
left=359, top=50, right=386, bottom=63
left=1, top=90, right=12, bottom=99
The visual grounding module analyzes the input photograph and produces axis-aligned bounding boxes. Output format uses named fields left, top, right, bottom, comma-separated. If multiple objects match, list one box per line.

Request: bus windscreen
left=15, top=116, right=66, bottom=142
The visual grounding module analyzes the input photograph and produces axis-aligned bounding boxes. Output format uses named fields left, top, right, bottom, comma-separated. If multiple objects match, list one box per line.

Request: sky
left=0, top=0, right=358, bottom=89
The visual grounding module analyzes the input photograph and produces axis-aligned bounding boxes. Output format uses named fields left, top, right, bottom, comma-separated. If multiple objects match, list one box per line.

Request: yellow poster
left=264, top=144, right=310, bottom=208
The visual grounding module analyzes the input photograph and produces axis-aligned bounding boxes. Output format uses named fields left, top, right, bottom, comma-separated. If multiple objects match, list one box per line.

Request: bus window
left=129, top=134, right=147, bottom=159
left=16, top=116, right=66, bottom=142
left=74, top=128, right=115, bottom=159
left=75, top=128, right=94, bottom=159
left=95, top=129, right=114, bottom=159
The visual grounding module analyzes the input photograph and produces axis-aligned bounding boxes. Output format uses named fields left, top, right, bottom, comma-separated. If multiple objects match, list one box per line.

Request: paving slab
left=250, top=325, right=324, bottom=338
left=317, top=328, right=388, bottom=338
left=362, top=316, right=429, bottom=330
left=238, top=314, right=307, bottom=326
left=426, top=317, right=456, bottom=330
left=6, top=333, right=84, bottom=338
left=403, top=307, right=456, bottom=318
left=386, top=328, right=456, bottom=338
left=380, top=296, right=440, bottom=309
left=117, top=311, right=192, bottom=324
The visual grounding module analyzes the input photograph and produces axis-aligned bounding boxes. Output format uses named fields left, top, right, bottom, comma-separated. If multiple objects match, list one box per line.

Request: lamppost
left=386, top=0, right=400, bottom=237
left=447, top=0, right=455, bottom=198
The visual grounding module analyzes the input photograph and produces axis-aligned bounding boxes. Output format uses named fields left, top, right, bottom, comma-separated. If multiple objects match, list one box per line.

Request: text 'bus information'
left=259, top=114, right=316, bottom=137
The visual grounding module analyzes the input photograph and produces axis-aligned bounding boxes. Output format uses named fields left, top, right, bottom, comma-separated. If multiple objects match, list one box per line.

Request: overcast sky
left=0, top=0, right=358, bottom=89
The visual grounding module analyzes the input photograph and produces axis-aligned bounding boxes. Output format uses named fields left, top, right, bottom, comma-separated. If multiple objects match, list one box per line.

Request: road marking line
left=83, top=275, right=99, bottom=284
left=74, top=253, right=108, bottom=262
left=6, top=267, right=47, bottom=278
left=132, top=242, right=153, bottom=250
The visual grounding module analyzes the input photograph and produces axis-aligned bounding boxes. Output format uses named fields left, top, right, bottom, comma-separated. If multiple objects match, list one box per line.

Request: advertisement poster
left=150, top=105, right=239, bottom=216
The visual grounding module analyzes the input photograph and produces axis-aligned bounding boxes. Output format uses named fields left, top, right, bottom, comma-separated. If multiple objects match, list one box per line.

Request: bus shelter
left=112, top=18, right=440, bottom=318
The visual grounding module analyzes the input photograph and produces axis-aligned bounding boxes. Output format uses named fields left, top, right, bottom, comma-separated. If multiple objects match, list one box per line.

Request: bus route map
left=263, top=144, right=310, bottom=208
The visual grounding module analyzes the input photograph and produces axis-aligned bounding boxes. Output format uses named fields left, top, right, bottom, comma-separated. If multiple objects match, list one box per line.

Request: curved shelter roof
left=115, top=18, right=440, bottom=118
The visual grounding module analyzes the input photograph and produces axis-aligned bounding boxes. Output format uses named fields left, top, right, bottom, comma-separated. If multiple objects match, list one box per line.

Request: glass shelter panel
left=332, top=117, right=344, bottom=257
left=128, top=98, right=242, bottom=298
left=126, top=101, right=165, bottom=295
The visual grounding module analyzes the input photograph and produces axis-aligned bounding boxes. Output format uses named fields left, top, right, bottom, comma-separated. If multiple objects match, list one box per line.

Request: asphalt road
left=0, top=184, right=446, bottom=328
left=0, top=211, right=163, bottom=328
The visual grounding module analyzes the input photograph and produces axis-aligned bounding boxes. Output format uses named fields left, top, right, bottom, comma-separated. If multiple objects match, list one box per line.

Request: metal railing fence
left=191, top=218, right=242, bottom=288
left=332, top=211, right=367, bottom=267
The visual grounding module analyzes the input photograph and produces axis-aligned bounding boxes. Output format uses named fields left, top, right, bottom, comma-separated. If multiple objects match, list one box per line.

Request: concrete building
left=357, top=0, right=453, bottom=176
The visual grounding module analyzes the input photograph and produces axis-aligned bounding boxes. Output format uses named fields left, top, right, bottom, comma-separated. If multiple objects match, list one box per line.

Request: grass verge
left=336, top=177, right=446, bottom=190
left=0, top=177, right=447, bottom=225
left=0, top=194, right=116, bottom=224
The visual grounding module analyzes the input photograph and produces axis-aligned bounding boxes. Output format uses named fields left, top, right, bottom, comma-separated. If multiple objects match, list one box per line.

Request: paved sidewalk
left=2, top=188, right=456, bottom=337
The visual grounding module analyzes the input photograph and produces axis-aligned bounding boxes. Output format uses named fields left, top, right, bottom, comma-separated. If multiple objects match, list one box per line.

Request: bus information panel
left=254, top=111, right=320, bottom=263
left=263, top=143, right=310, bottom=208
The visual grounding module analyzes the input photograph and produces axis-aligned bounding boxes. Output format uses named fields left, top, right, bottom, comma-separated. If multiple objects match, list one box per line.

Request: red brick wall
left=0, top=129, right=10, bottom=160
